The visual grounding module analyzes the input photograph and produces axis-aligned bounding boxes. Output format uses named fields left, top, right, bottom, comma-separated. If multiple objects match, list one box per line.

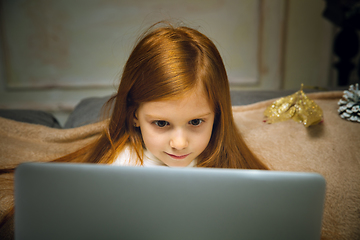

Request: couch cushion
left=0, top=110, right=61, bottom=128
left=64, top=96, right=113, bottom=128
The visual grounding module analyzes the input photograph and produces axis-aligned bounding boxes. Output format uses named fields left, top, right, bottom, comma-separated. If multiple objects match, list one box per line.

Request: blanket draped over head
left=0, top=91, right=359, bottom=239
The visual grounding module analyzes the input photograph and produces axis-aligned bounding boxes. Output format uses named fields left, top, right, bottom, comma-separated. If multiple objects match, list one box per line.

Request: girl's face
left=134, top=87, right=215, bottom=167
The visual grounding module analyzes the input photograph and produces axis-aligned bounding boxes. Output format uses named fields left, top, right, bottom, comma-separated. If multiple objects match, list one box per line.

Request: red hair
left=53, top=22, right=268, bottom=169
left=0, top=22, right=269, bottom=232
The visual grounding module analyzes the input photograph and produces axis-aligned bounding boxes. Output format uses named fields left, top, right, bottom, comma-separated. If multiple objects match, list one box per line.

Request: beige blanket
left=1, top=91, right=359, bottom=239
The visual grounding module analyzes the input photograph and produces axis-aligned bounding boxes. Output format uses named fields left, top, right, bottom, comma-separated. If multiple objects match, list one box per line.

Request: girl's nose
left=169, top=130, right=188, bottom=150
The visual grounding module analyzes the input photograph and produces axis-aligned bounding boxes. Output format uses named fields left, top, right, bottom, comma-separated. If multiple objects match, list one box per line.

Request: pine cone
left=338, top=83, right=360, bottom=122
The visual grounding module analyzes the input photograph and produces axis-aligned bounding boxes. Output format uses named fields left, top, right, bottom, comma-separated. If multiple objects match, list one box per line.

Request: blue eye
left=189, top=119, right=203, bottom=126
left=154, top=121, right=169, bottom=127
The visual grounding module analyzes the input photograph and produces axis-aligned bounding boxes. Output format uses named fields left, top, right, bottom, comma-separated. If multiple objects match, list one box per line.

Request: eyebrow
left=145, top=112, right=213, bottom=120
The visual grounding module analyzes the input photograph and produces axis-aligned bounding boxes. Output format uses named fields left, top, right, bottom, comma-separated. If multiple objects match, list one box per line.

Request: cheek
left=193, top=125, right=214, bottom=151
left=140, top=128, right=165, bottom=151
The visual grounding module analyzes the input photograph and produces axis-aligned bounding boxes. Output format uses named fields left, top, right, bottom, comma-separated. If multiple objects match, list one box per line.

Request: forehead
left=138, top=87, right=213, bottom=117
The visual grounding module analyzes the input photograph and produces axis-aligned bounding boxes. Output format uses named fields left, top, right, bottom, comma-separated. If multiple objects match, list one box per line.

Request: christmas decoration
left=338, top=83, right=360, bottom=122
left=264, top=85, right=323, bottom=127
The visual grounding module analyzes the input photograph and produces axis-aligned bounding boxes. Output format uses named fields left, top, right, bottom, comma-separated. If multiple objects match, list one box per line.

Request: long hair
left=0, top=22, right=269, bottom=232
left=53, top=22, right=268, bottom=169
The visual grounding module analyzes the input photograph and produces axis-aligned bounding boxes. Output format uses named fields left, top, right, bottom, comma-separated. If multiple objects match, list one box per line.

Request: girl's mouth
left=165, top=153, right=191, bottom=160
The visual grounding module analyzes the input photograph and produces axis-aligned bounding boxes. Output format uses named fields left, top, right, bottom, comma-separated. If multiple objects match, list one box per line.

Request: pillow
left=0, top=109, right=61, bottom=128
left=64, top=96, right=113, bottom=128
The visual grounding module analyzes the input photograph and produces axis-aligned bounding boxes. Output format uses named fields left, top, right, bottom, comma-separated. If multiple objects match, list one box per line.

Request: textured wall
left=2, top=0, right=261, bottom=88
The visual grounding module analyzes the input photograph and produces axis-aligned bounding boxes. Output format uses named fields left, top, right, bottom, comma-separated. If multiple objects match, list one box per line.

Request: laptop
left=15, top=163, right=326, bottom=240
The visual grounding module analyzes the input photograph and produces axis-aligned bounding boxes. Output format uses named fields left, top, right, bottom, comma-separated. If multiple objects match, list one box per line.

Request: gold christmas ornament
left=264, top=85, right=323, bottom=127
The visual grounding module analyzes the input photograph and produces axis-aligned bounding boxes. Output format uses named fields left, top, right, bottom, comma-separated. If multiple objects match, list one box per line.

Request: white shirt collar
left=112, top=145, right=197, bottom=167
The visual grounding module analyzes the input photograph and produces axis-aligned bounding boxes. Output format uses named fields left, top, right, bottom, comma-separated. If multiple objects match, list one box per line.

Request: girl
left=53, top=22, right=268, bottom=169
left=0, top=22, right=268, bottom=235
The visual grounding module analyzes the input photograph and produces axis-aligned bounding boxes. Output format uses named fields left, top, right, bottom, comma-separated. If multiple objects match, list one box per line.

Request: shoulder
left=112, top=145, right=141, bottom=166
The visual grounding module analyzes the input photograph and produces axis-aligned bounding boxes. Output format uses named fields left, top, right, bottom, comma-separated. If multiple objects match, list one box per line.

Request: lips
left=165, top=152, right=191, bottom=160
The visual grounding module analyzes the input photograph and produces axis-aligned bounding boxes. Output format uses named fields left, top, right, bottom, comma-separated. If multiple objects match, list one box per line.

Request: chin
left=163, top=159, right=193, bottom=167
